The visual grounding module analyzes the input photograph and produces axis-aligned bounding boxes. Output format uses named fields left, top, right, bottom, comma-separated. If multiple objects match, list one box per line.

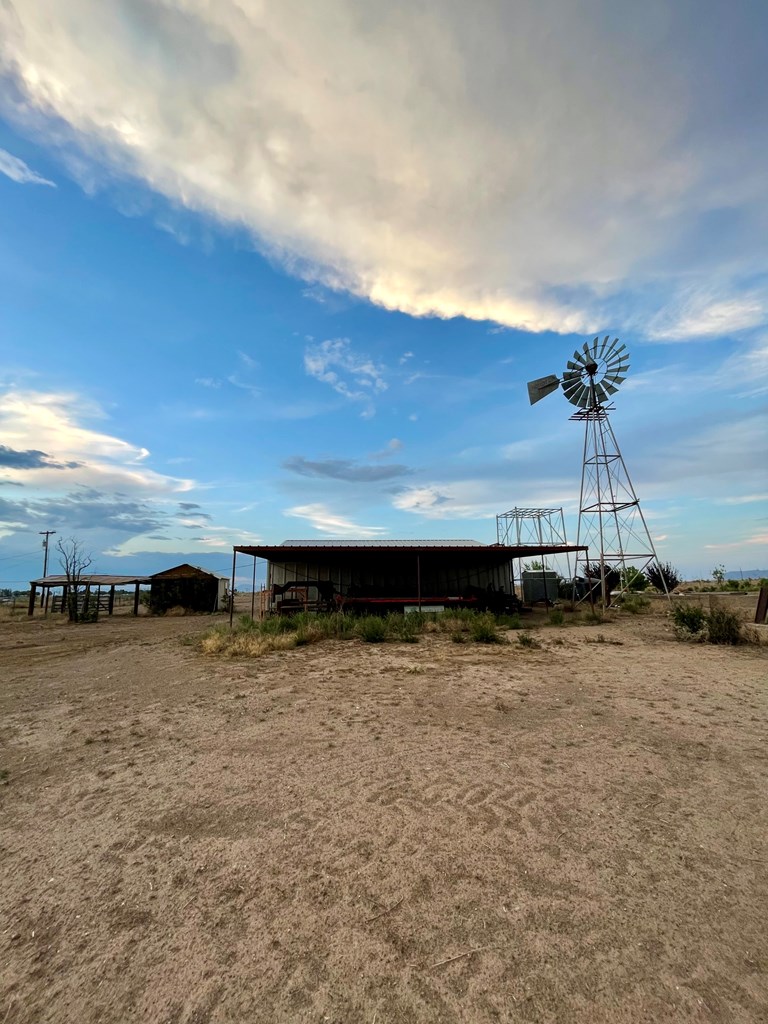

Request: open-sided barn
left=233, top=539, right=587, bottom=617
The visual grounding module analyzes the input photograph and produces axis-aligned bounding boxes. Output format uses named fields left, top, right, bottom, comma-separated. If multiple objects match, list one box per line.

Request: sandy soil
left=1, top=604, right=766, bottom=1023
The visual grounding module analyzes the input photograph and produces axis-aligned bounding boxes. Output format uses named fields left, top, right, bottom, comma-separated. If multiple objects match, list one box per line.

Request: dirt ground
left=1, top=601, right=766, bottom=1024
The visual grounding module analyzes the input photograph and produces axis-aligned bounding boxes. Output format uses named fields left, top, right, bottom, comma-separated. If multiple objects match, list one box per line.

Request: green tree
left=620, top=567, right=648, bottom=592
left=712, top=564, right=725, bottom=586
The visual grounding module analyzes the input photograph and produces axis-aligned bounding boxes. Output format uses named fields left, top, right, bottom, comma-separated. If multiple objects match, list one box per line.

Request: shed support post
left=28, top=584, right=37, bottom=616
left=229, top=548, right=237, bottom=628
left=251, top=555, right=256, bottom=620
left=417, top=554, right=421, bottom=611
left=108, top=586, right=115, bottom=615
left=133, top=583, right=140, bottom=616
left=62, top=585, right=68, bottom=614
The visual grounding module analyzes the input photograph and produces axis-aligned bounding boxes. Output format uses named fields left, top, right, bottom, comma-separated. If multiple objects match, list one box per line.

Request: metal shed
left=232, top=539, right=588, bottom=619
left=149, top=564, right=229, bottom=613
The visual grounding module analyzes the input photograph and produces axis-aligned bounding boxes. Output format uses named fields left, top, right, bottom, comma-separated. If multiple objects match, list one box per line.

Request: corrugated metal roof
left=30, top=574, right=151, bottom=587
left=236, top=542, right=587, bottom=560
left=279, top=539, right=483, bottom=547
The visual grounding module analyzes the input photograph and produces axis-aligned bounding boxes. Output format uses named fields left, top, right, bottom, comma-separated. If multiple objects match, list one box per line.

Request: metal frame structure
left=571, top=405, right=667, bottom=606
left=495, top=507, right=573, bottom=599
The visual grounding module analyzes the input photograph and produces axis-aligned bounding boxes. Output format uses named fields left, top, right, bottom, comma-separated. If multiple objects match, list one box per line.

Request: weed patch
left=357, top=616, right=387, bottom=643
left=471, top=614, right=503, bottom=644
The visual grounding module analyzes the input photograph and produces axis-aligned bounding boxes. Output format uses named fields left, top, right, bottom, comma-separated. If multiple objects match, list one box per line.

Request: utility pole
left=39, top=530, right=56, bottom=578
left=39, top=530, right=56, bottom=610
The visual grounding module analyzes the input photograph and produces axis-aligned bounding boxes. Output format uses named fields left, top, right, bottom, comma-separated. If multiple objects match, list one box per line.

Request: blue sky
left=0, top=0, right=766, bottom=588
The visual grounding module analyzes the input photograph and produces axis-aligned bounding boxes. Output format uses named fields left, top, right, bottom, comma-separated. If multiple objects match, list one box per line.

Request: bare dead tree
left=57, top=537, right=93, bottom=622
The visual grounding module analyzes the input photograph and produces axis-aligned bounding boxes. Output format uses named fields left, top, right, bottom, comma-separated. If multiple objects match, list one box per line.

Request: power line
left=0, top=549, right=41, bottom=562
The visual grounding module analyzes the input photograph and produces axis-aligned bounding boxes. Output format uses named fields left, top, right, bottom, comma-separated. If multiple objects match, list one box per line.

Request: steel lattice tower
left=570, top=405, right=664, bottom=606
left=527, top=335, right=668, bottom=606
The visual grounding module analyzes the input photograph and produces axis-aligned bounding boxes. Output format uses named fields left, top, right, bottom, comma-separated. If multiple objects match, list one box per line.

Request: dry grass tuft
left=200, top=629, right=297, bottom=657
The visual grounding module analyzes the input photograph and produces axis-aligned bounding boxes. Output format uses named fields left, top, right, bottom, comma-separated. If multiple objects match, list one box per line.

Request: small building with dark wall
left=149, top=564, right=229, bottom=613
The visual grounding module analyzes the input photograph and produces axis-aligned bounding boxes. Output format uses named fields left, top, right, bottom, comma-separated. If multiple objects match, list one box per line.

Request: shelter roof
left=279, top=538, right=483, bottom=548
left=150, top=563, right=229, bottom=580
left=235, top=542, right=586, bottom=560
left=30, top=574, right=150, bottom=587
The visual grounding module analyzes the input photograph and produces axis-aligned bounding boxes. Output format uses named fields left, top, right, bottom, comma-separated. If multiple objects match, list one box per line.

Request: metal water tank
left=521, top=570, right=559, bottom=603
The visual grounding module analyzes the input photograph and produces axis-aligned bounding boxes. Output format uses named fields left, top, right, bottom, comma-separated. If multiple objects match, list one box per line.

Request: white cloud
left=105, top=525, right=260, bottom=557
left=0, top=146, right=55, bottom=186
left=648, top=293, right=765, bottom=342
left=304, top=338, right=387, bottom=413
left=194, top=377, right=222, bottom=389
left=370, top=437, right=404, bottom=460
left=3, top=2, right=767, bottom=337
left=717, top=494, right=768, bottom=506
left=0, top=389, right=194, bottom=494
left=284, top=502, right=387, bottom=538
left=704, top=531, right=768, bottom=551
left=393, top=482, right=502, bottom=521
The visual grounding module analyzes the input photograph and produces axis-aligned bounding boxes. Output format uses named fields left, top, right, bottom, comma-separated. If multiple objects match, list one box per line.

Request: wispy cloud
left=304, top=338, right=387, bottom=415
left=392, top=483, right=499, bottom=521
left=284, top=502, right=387, bottom=538
left=0, top=147, right=55, bottom=187
left=717, top=494, right=768, bottom=506
left=4, top=3, right=766, bottom=337
left=283, top=455, right=409, bottom=482
left=370, top=438, right=404, bottom=461
left=648, top=293, right=765, bottom=342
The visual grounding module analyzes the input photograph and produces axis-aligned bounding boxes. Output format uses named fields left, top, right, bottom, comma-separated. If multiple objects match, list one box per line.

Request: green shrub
left=385, top=611, right=421, bottom=643
left=436, top=609, right=475, bottom=632
left=518, top=631, right=541, bottom=648
left=451, top=631, right=468, bottom=644
left=357, top=616, right=387, bottom=643
left=548, top=609, right=564, bottom=625
left=671, top=603, right=707, bottom=634
left=620, top=567, right=648, bottom=592
left=260, top=615, right=298, bottom=635
left=621, top=594, right=651, bottom=614
left=471, top=614, right=502, bottom=643
left=705, top=607, right=742, bottom=645
left=582, top=610, right=605, bottom=624
left=496, top=613, right=522, bottom=629
left=236, top=613, right=258, bottom=631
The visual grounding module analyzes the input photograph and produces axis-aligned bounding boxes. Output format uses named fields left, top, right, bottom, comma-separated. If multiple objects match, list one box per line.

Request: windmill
left=527, top=336, right=667, bottom=606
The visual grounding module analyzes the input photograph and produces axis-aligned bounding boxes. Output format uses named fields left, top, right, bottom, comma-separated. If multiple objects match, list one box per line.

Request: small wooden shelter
left=27, top=574, right=150, bottom=616
left=149, top=564, right=229, bottom=613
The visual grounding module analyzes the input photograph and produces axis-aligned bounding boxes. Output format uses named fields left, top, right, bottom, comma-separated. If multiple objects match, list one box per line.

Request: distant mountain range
left=725, top=570, right=768, bottom=579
